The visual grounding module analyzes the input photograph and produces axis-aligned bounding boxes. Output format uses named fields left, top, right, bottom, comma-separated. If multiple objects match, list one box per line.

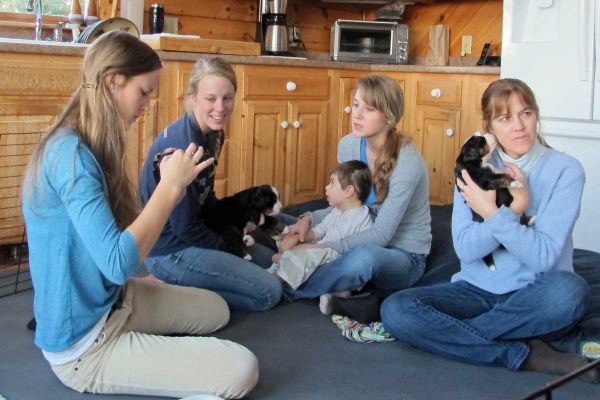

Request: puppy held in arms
left=204, top=185, right=284, bottom=260
left=455, top=132, right=534, bottom=270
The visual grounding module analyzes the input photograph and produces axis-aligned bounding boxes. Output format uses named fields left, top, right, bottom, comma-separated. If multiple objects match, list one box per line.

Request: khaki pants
left=51, top=278, right=258, bottom=399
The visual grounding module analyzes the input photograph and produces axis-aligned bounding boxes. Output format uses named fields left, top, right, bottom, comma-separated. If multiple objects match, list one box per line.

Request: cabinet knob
left=281, top=121, right=289, bottom=129
left=292, top=120, right=301, bottom=128
left=286, top=81, right=297, bottom=92
left=430, top=88, right=442, bottom=98
left=446, top=128, right=455, bottom=137
left=344, top=106, right=351, bottom=114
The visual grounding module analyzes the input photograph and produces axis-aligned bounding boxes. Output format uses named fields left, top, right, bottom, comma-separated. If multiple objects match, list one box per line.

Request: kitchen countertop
left=0, top=38, right=500, bottom=75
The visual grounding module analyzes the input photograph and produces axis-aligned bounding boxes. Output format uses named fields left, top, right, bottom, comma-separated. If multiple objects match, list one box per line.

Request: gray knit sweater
left=314, top=134, right=432, bottom=255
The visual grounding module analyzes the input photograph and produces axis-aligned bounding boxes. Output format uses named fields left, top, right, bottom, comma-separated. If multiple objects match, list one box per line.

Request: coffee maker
left=258, top=0, right=289, bottom=55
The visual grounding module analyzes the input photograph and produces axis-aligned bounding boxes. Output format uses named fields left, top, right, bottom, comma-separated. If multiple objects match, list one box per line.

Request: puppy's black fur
left=455, top=134, right=532, bottom=268
left=204, top=185, right=282, bottom=259
left=250, top=215, right=287, bottom=252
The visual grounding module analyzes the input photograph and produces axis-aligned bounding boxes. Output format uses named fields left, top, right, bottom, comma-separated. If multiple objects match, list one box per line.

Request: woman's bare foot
left=143, top=274, right=162, bottom=283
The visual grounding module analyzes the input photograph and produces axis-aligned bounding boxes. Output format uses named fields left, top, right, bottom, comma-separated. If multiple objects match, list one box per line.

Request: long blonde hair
left=24, top=31, right=162, bottom=229
left=356, top=75, right=410, bottom=203
left=481, top=78, right=549, bottom=147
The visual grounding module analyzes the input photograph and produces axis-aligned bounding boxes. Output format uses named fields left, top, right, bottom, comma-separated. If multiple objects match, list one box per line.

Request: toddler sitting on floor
left=269, top=161, right=373, bottom=313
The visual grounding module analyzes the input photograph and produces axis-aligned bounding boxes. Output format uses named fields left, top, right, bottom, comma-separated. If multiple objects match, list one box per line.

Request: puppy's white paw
left=243, top=254, right=253, bottom=261
left=243, top=234, right=255, bottom=247
left=527, top=215, right=536, bottom=226
left=282, top=226, right=290, bottom=235
left=509, top=180, right=524, bottom=189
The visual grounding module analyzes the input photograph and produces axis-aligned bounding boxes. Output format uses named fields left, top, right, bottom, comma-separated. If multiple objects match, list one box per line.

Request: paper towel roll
left=121, top=0, right=144, bottom=35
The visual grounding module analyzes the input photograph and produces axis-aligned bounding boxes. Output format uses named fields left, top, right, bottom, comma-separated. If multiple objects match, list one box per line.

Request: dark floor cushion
left=285, top=202, right=600, bottom=327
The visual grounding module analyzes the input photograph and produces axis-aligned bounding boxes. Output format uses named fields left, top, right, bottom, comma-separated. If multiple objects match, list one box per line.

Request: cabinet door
left=286, top=101, right=328, bottom=206
left=126, top=97, right=158, bottom=187
left=338, top=77, right=359, bottom=143
left=461, top=75, right=498, bottom=145
left=0, top=100, right=65, bottom=245
left=241, top=100, right=288, bottom=194
left=415, top=107, right=461, bottom=205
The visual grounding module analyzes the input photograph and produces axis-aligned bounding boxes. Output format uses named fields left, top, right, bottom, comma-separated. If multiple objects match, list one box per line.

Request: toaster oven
left=330, top=19, right=409, bottom=64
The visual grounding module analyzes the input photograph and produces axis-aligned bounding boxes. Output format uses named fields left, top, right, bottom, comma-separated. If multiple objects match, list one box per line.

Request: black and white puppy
left=204, top=185, right=283, bottom=260
left=455, top=132, right=533, bottom=269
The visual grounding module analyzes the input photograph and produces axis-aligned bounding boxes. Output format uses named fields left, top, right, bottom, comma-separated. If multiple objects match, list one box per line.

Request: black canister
left=148, top=4, right=164, bottom=34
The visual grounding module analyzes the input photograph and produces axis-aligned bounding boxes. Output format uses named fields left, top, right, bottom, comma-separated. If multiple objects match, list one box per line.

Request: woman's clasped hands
left=158, top=143, right=214, bottom=200
left=457, top=162, right=529, bottom=220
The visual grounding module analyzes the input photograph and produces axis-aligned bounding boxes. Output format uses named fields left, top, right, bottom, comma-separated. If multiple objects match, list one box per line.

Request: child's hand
left=288, top=216, right=311, bottom=242
left=279, top=233, right=300, bottom=252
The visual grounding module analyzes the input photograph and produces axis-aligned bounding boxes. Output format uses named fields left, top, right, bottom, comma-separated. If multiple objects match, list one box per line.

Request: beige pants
left=51, top=278, right=258, bottom=399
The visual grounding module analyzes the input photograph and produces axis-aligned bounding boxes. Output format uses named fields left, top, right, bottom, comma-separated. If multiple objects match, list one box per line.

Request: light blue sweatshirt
left=451, top=148, right=585, bottom=294
left=22, top=129, right=140, bottom=352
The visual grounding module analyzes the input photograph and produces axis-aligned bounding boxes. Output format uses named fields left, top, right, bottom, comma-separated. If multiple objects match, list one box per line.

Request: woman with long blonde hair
left=287, top=75, right=431, bottom=320
left=23, top=31, right=258, bottom=398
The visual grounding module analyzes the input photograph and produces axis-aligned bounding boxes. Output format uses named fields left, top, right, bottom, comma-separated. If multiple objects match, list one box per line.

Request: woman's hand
left=159, top=143, right=214, bottom=201
left=288, top=216, right=311, bottom=243
left=457, top=169, right=498, bottom=220
left=504, top=162, right=530, bottom=215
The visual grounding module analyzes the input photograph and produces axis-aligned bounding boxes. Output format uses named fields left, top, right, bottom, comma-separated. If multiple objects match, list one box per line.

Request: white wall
left=542, top=119, right=600, bottom=253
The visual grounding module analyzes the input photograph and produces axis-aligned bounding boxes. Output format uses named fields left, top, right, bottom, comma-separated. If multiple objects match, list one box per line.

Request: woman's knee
left=255, top=275, right=283, bottom=311
left=222, top=345, right=259, bottom=399
left=380, top=290, right=422, bottom=338
left=341, top=245, right=380, bottom=273
left=534, top=270, right=590, bottom=322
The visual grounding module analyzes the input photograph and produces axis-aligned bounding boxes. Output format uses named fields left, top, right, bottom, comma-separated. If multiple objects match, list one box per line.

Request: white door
left=594, top=0, right=600, bottom=119
left=501, top=0, right=596, bottom=120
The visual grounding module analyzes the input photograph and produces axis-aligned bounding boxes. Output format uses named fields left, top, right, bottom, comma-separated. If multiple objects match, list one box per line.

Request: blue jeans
left=145, top=246, right=283, bottom=311
left=284, top=244, right=427, bottom=300
left=380, top=270, right=590, bottom=371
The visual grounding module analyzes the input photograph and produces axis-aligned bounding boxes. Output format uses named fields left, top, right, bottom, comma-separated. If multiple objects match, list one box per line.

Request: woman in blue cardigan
left=381, top=78, right=597, bottom=383
left=22, top=31, right=258, bottom=398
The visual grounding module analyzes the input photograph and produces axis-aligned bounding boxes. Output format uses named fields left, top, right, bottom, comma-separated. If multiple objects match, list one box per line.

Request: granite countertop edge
left=0, top=39, right=499, bottom=75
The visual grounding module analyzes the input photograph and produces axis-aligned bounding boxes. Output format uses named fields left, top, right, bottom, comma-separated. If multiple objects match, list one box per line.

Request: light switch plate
left=461, top=35, right=472, bottom=56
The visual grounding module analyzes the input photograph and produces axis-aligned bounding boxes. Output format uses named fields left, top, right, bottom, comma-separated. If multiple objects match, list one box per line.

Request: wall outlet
left=461, top=35, right=472, bottom=56
left=164, top=16, right=179, bottom=34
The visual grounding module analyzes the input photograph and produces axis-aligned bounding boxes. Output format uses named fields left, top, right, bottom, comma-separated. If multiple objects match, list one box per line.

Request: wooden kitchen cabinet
left=409, top=75, right=463, bottom=205
left=0, top=54, right=80, bottom=245
left=0, top=52, right=157, bottom=245
left=234, top=65, right=329, bottom=206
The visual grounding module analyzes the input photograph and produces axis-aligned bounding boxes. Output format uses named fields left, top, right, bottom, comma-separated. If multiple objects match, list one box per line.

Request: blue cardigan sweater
left=22, top=129, right=139, bottom=352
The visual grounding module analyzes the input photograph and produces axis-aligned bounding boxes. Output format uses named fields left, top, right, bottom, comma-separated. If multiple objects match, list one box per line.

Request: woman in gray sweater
left=286, top=75, right=431, bottom=319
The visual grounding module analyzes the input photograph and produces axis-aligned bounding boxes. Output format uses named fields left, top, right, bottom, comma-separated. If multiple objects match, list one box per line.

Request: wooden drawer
left=416, top=78, right=462, bottom=108
left=243, top=66, right=330, bottom=99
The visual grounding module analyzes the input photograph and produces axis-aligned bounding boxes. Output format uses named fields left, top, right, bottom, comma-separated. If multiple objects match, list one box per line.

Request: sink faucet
left=26, top=0, right=43, bottom=41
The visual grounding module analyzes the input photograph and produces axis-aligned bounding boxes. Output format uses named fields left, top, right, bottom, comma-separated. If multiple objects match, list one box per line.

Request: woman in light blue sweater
left=22, top=31, right=258, bottom=398
left=382, top=78, right=598, bottom=382
left=286, top=75, right=431, bottom=318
